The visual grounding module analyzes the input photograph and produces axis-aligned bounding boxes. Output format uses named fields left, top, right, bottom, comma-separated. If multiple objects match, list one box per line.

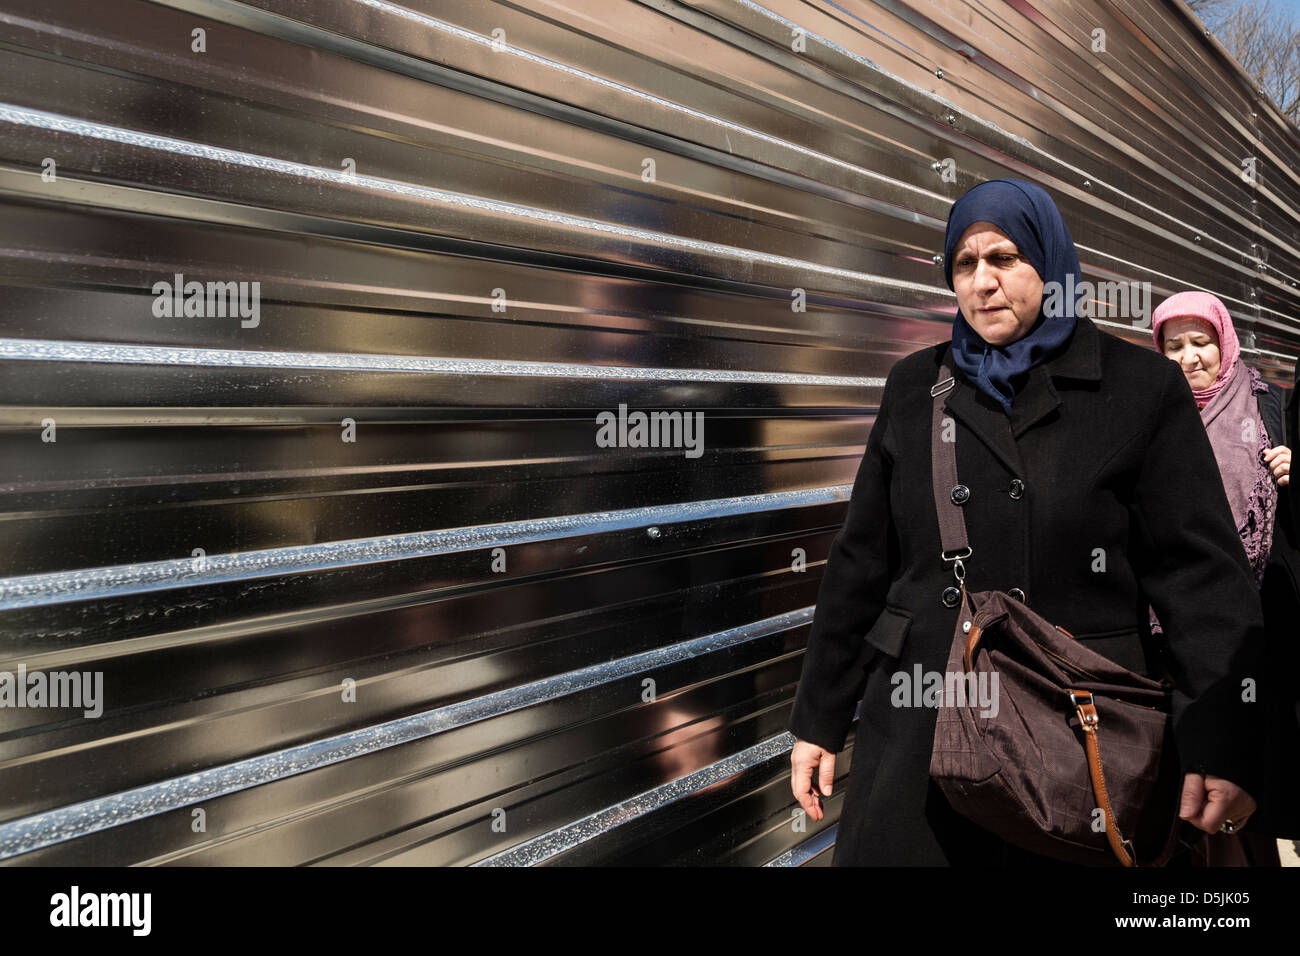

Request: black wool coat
left=789, top=316, right=1267, bottom=865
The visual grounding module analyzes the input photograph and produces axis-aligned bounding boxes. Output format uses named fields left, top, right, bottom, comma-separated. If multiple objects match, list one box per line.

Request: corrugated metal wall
left=0, top=0, right=1295, bottom=865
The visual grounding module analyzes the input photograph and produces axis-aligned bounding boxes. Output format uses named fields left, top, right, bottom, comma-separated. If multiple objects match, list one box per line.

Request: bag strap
left=1069, top=690, right=1137, bottom=866
left=930, top=362, right=970, bottom=583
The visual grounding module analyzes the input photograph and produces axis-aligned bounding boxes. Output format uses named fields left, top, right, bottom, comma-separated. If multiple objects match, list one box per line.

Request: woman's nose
left=973, top=262, right=998, bottom=291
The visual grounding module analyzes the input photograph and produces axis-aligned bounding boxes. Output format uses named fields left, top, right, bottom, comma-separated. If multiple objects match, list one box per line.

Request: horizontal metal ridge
left=0, top=103, right=952, bottom=297
left=0, top=337, right=886, bottom=387
left=0, top=487, right=851, bottom=611
left=472, top=732, right=796, bottom=866
left=765, top=823, right=838, bottom=866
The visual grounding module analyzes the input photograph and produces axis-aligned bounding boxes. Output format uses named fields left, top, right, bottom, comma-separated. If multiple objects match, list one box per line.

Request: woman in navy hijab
left=942, top=178, right=1083, bottom=414
left=787, top=178, right=1265, bottom=866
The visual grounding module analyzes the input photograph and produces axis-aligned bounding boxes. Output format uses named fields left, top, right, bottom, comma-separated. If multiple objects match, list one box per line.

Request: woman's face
left=951, top=222, right=1045, bottom=347
left=1160, top=316, right=1221, bottom=390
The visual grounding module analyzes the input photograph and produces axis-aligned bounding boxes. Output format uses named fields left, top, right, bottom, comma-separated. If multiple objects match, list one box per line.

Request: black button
left=942, top=586, right=962, bottom=608
left=1008, top=587, right=1026, bottom=603
left=950, top=484, right=970, bottom=505
left=1009, top=478, right=1025, bottom=499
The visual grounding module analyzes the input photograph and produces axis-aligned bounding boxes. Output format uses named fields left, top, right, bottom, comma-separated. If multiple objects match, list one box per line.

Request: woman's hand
left=1264, top=445, right=1291, bottom=486
left=791, top=739, right=836, bottom=822
left=1179, top=773, right=1257, bottom=834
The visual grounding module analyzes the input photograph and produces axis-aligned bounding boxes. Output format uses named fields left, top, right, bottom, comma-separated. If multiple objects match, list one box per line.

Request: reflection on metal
left=473, top=734, right=794, bottom=866
left=765, top=824, right=838, bottom=866
left=0, top=608, right=811, bottom=860
left=0, top=0, right=1295, bottom=865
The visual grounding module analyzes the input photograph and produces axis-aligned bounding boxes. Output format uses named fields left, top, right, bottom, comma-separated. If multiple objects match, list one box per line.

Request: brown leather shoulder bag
left=925, top=361, right=1182, bottom=866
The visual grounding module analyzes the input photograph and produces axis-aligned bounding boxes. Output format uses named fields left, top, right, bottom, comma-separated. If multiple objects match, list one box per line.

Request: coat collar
left=938, top=318, right=1102, bottom=476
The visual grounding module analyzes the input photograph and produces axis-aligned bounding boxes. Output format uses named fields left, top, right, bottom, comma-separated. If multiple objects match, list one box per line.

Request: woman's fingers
left=1183, top=774, right=1256, bottom=834
left=1264, top=446, right=1291, bottom=484
left=819, top=750, right=835, bottom=799
left=790, top=740, right=831, bottom=821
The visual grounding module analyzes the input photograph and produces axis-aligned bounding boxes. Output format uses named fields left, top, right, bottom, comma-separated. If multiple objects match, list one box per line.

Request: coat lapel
left=939, top=344, right=1026, bottom=477
left=1009, top=364, right=1062, bottom=438
left=938, top=318, right=1103, bottom=474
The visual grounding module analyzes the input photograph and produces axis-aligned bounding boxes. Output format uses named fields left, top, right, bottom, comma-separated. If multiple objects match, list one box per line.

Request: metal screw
left=1083, top=179, right=1092, bottom=189
left=1194, top=234, right=1201, bottom=242
left=935, top=68, right=944, bottom=79
left=646, top=526, right=661, bottom=539
left=931, top=160, right=943, bottom=172
left=933, top=254, right=944, bottom=266
left=946, top=113, right=957, bottom=125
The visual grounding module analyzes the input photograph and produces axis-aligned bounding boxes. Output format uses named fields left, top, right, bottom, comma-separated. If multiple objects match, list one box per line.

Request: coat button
left=1007, top=587, right=1027, bottom=603
left=942, top=587, right=961, bottom=607
left=950, top=484, right=970, bottom=505
left=1009, top=478, right=1025, bottom=499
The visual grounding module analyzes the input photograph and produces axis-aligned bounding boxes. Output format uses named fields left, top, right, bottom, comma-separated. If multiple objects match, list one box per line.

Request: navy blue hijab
left=942, top=179, right=1083, bottom=415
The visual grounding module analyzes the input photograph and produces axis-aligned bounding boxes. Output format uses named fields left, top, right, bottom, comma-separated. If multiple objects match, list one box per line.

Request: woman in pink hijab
left=1151, top=290, right=1293, bottom=866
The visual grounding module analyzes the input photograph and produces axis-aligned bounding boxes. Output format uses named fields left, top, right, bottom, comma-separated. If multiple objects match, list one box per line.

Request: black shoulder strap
left=931, top=361, right=970, bottom=563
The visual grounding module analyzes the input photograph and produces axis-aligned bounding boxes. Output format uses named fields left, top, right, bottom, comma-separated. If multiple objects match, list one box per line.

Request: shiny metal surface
left=0, top=0, right=1295, bottom=865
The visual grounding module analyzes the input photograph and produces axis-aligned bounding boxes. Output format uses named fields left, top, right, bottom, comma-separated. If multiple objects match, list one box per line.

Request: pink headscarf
left=1151, top=291, right=1240, bottom=404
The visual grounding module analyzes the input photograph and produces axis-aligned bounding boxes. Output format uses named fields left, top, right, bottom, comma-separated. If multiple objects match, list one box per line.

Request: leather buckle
left=1069, top=690, right=1099, bottom=728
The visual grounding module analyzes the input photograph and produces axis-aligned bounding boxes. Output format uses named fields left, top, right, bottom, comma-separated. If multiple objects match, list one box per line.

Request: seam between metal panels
left=0, top=607, right=813, bottom=861
left=0, top=103, right=950, bottom=298
left=0, top=337, right=886, bottom=386
left=765, top=823, right=838, bottom=866
left=471, top=732, right=796, bottom=866
left=0, top=486, right=853, bottom=611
